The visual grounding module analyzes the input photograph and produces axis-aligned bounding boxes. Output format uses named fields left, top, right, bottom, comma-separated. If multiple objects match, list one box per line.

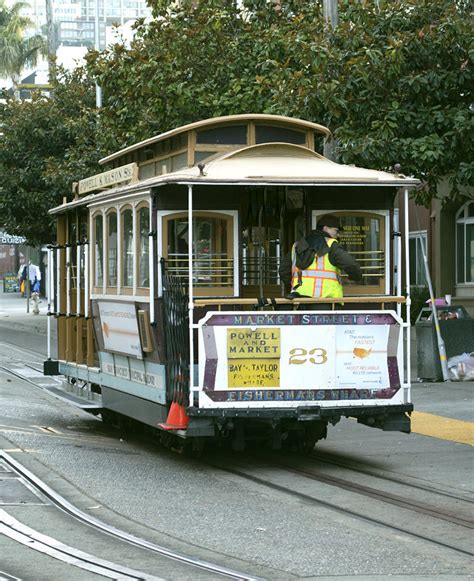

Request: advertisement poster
left=98, top=301, right=142, bottom=359
left=3, top=273, right=19, bottom=293
left=198, top=311, right=401, bottom=407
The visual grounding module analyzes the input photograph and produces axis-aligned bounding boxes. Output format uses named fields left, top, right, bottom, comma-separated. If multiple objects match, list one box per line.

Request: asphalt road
left=0, top=306, right=473, bottom=580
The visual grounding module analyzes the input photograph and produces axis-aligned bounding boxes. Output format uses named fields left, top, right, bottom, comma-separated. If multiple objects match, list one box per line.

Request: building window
left=107, top=211, right=117, bottom=287
left=122, top=208, right=133, bottom=287
left=409, top=231, right=428, bottom=287
left=456, top=201, right=474, bottom=284
left=94, top=214, right=103, bottom=287
left=138, top=206, right=149, bottom=288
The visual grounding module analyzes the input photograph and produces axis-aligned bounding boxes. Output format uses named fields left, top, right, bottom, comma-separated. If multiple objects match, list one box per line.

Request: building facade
left=403, top=185, right=474, bottom=317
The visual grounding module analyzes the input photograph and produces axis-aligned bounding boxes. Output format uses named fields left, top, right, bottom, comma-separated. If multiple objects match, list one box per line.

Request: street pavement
left=0, top=289, right=473, bottom=579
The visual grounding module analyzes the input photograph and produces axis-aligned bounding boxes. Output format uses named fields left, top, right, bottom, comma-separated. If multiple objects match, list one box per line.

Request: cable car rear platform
left=187, top=404, right=413, bottom=432
left=44, top=359, right=412, bottom=436
left=43, top=359, right=103, bottom=414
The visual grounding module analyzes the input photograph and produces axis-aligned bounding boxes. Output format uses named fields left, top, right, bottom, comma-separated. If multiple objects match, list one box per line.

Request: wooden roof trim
left=99, top=114, right=331, bottom=166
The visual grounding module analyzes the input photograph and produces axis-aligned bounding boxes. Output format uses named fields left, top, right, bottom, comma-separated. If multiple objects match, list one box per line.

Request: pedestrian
left=279, top=214, right=362, bottom=304
left=18, top=263, right=27, bottom=297
left=28, top=263, right=41, bottom=294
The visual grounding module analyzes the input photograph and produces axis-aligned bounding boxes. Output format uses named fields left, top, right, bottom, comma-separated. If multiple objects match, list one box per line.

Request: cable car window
left=196, top=126, right=247, bottom=145
left=67, top=217, right=77, bottom=289
left=194, top=151, right=218, bottom=164
left=240, top=188, right=285, bottom=296
left=313, top=211, right=388, bottom=295
left=122, top=208, right=133, bottom=287
left=138, top=207, right=149, bottom=288
left=160, top=211, right=236, bottom=297
left=171, top=152, right=187, bottom=172
left=94, top=214, right=103, bottom=287
left=107, top=211, right=117, bottom=288
left=255, top=125, right=305, bottom=145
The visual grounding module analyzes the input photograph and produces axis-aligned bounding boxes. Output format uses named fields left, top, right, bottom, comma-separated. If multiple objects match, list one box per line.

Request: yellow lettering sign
left=228, top=359, right=280, bottom=388
left=227, top=328, right=280, bottom=359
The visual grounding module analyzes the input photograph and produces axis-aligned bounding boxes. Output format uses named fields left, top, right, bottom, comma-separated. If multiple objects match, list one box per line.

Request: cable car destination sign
left=198, top=311, right=403, bottom=408
left=77, top=162, right=138, bottom=195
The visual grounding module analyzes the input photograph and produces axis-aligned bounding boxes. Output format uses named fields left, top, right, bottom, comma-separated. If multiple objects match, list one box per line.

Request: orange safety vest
left=291, top=238, right=343, bottom=298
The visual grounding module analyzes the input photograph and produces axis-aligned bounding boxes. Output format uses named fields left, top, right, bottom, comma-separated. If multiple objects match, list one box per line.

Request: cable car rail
left=0, top=452, right=265, bottom=581
left=205, top=454, right=474, bottom=559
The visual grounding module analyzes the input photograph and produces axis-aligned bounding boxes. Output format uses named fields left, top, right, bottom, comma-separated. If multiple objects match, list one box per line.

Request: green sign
left=3, top=272, right=19, bottom=293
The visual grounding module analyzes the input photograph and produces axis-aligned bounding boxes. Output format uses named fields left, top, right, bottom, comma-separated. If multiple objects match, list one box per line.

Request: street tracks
left=207, top=449, right=474, bottom=558
left=0, top=452, right=263, bottom=581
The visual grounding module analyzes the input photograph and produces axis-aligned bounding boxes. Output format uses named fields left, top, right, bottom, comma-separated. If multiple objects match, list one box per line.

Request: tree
left=0, top=69, right=101, bottom=244
left=326, top=0, right=473, bottom=203
left=0, top=0, right=46, bottom=98
left=84, top=0, right=471, bottom=204
left=0, top=0, right=471, bottom=242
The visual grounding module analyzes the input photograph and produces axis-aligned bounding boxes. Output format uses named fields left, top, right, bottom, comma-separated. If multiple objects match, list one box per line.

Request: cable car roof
left=99, top=114, right=332, bottom=165
left=175, top=143, right=418, bottom=185
left=51, top=143, right=418, bottom=214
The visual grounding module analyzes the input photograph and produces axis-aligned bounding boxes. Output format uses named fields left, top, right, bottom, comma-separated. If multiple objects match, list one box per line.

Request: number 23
left=289, top=347, right=328, bottom=365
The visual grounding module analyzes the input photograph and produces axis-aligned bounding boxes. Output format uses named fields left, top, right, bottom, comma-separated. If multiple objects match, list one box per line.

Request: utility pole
left=323, top=0, right=338, bottom=29
left=323, top=0, right=338, bottom=161
left=95, top=0, right=102, bottom=107
left=45, top=0, right=56, bottom=83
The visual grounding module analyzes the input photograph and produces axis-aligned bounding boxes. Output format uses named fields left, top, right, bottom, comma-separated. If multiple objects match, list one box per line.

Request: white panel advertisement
left=98, top=301, right=142, bottom=359
left=198, top=311, right=402, bottom=408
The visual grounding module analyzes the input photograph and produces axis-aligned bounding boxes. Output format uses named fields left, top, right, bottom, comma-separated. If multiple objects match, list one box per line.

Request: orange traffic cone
left=159, top=401, right=190, bottom=430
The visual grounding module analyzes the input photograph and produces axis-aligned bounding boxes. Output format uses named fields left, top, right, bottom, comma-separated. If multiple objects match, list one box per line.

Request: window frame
left=120, top=205, right=134, bottom=293
left=91, top=211, right=104, bottom=293
left=456, top=201, right=474, bottom=286
left=136, top=202, right=150, bottom=294
left=105, top=208, right=118, bottom=292
left=409, top=230, right=428, bottom=288
left=312, top=210, right=390, bottom=295
left=157, top=210, right=239, bottom=298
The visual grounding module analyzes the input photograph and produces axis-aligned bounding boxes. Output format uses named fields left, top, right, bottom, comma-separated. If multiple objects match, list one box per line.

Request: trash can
left=415, top=306, right=474, bottom=381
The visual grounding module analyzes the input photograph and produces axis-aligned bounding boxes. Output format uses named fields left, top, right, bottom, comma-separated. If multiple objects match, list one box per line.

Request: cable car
left=44, top=114, right=418, bottom=451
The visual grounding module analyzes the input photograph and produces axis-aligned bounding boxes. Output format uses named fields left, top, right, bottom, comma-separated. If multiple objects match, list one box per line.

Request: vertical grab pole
left=149, top=202, right=155, bottom=324
left=84, top=240, right=89, bottom=319
left=48, top=245, right=57, bottom=315
left=66, top=245, right=71, bottom=317
left=65, top=244, right=72, bottom=362
left=76, top=242, right=81, bottom=316
left=188, top=184, right=194, bottom=408
left=76, top=239, right=83, bottom=364
left=396, top=211, right=402, bottom=318
left=47, top=247, right=51, bottom=360
left=403, top=188, right=411, bottom=386
left=56, top=247, right=61, bottom=315
left=86, top=222, right=94, bottom=367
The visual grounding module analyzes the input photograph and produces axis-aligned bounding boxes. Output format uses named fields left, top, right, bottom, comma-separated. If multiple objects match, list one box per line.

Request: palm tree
left=0, top=0, right=46, bottom=98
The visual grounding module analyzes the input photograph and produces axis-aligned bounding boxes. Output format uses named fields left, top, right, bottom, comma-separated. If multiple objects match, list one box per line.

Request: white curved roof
left=100, top=113, right=331, bottom=165
left=155, top=143, right=418, bottom=186
left=51, top=142, right=418, bottom=214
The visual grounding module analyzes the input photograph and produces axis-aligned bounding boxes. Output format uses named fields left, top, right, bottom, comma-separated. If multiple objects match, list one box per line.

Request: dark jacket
left=279, top=229, right=363, bottom=291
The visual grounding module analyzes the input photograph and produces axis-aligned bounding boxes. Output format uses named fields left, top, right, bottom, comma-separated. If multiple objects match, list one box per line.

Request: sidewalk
left=0, top=291, right=49, bottom=335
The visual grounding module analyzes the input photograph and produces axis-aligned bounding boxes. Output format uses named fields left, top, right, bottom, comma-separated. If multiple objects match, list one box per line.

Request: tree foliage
left=87, top=0, right=473, bottom=201
left=0, top=69, right=101, bottom=243
left=0, top=0, right=46, bottom=96
left=0, top=0, right=472, bottom=243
